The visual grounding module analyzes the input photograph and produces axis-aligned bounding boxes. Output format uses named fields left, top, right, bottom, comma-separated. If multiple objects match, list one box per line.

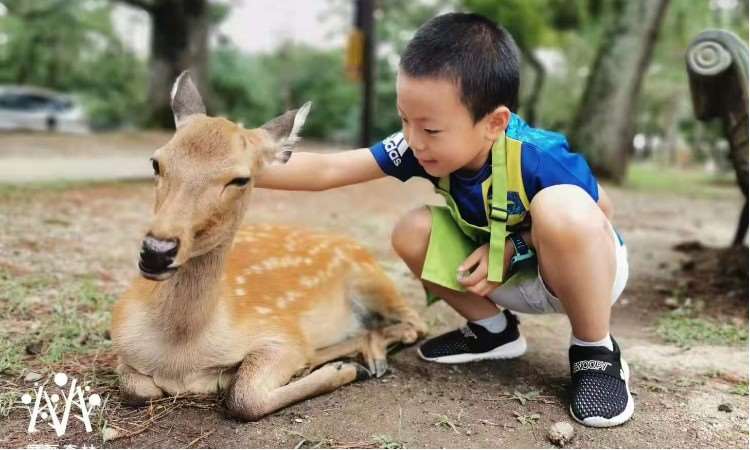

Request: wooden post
left=355, top=0, right=374, bottom=148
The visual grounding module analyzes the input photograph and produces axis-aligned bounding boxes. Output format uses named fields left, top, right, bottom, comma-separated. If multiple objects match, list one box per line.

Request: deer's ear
left=170, top=71, right=206, bottom=129
left=258, top=102, right=311, bottom=165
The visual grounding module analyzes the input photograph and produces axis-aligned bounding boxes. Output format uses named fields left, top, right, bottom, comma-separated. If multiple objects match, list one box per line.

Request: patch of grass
left=625, top=162, right=737, bottom=198
left=657, top=308, right=748, bottom=348
left=284, top=429, right=333, bottom=449
left=0, top=390, right=18, bottom=417
left=0, top=270, right=115, bottom=375
left=511, top=389, right=541, bottom=406
left=0, top=270, right=55, bottom=319
left=372, top=434, right=403, bottom=449
left=731, top=382, right=749, bottom=396
left=40, top=279, right=115, bottom=365
left=513, top=411, right=541, bottom=426
left=432, top=414, right=460, bottom=433
left=0, top=345, right=25, bottom=375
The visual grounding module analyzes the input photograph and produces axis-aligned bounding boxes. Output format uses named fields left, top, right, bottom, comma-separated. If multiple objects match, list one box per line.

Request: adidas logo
left=572, top=360, right=612, bottom=373
left=383, top=132, right=408, bottom=167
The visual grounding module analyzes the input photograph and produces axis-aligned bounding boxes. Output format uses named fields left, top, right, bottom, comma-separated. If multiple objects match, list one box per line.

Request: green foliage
left=372, top=434, right=404, bottom=449
left=210, top=43, right=359, bottom=141
left=731, top=381, right=749, bottom=396
left=210, top=45, right=283, bottom=129
left=0, top=0, right=147, bottom=128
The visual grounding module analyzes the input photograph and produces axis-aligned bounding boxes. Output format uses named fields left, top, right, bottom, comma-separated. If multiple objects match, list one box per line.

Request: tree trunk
left=147, top=0, right=210, bottom=128
left=117, top=0, right=211, bottom=128
left=568, top=0, right=670, bottom=182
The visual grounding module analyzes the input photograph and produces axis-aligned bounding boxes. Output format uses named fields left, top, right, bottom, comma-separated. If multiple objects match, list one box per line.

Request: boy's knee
left=530, top=185, right=610, bottom=246
left=391, top=207, right=431, bottom=262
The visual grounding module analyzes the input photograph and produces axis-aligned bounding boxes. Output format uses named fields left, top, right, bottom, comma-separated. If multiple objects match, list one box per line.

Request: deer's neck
left=154, top=243, right=229, bottom=341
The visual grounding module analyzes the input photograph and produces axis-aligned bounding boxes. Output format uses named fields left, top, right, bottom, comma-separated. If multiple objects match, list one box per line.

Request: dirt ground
left=0, top=137, right=748, bottom=448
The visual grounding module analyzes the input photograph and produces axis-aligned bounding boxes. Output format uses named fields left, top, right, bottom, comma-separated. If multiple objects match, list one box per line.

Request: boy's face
left=396, top=71, right=506, bottom=177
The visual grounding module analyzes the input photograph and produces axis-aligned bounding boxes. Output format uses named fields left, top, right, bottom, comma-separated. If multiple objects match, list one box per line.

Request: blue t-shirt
left=369, top=113, right=599, bottom=228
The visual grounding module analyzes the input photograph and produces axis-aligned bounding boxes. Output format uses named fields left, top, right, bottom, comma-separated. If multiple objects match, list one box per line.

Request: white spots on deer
left=235, top=275, right=246, bottom=285
left=234, top=288, right=246, bottom=297
left=299, top=275, right=320, bottom=289
left=254, top=306, right=272, bottom=315
left=276, top=290, right=302, bottom=308
left=307, top=241, right=329, bottom=256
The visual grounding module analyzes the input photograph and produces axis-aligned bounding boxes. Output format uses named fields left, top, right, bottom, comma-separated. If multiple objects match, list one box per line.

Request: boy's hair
left=400, top=12, right=520, bottom=121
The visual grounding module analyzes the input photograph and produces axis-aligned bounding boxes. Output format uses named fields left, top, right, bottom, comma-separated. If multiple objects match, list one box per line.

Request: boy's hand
left=457, top=239, right=518, bottom=297
left=457, top=244, right=500, bottom=297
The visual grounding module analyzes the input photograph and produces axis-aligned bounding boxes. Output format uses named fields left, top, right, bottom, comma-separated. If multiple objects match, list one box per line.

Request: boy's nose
left=406, top=130, right=425, bottom=153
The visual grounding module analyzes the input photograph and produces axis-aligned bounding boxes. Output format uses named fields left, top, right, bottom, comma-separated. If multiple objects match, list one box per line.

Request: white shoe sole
left=417, top=336, right=527, bottom=364
left=570, top=358, right=635, bottom=428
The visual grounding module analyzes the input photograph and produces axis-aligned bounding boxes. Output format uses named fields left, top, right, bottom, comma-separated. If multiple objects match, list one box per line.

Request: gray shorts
left=487, top=223, right=628, bottom=314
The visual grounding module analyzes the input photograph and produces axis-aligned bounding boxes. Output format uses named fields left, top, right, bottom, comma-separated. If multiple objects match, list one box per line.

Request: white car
left=0, top=85, right=89, bottom=133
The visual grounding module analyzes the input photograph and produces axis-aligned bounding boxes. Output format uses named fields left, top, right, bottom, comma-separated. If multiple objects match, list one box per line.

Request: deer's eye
left=227, top=177, right=250, bottom=188
left=150, top=159, right=160, bottom=176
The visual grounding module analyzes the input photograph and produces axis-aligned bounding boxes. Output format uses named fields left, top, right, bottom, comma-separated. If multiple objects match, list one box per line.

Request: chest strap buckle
left=490, top=206, right=508, bottom=222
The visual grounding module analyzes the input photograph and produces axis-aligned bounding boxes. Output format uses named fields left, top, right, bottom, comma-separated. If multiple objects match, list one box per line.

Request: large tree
left=568, top=0, right=670, bottom=182
left=116, top=0, right=218, bottom=128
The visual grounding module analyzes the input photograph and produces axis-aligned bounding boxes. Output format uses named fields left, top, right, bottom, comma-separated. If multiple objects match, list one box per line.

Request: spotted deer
left=111, top=72, right=427, bottom=421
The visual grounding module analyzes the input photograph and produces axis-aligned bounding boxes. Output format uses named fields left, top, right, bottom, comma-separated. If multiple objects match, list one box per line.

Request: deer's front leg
left=117, top=359, right=164, bottom=405
left=226, top=347, right=369, bottom=422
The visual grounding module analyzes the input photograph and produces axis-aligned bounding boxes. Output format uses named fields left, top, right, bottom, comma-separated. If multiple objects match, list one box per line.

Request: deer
left=111, top=72, right=427, bottom=421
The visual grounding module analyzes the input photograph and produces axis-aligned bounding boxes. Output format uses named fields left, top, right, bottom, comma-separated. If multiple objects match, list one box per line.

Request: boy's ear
left=484, top=106, right=511, bottom=141
left=258, top=101, right=312, bottom=165
left=170, top=71, right=206, bottom=129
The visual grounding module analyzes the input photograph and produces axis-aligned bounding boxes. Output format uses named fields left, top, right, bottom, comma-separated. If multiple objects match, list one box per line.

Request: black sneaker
left=568, top=336, right=634, bottom=427
left=417, top=310, right=526, bottom=364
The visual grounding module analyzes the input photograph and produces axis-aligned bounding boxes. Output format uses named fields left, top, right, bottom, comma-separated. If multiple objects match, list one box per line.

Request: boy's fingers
left=458, top=246, right=484, bottom=272
left=459, top=259, right=488, bottom=286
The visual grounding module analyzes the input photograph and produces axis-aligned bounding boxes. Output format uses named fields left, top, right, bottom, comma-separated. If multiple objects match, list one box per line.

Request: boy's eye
left=425, top=129, right=441, bottom=135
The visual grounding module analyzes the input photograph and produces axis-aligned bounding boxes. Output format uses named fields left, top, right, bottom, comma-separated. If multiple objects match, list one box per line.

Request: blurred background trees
left=0, top=0, right=747, bottom=182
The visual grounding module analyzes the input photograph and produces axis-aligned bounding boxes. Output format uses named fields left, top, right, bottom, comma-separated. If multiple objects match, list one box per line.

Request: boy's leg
left=528, top=184, right=633, bottom=427
left=391, top=206, right=525, bottom=363
left=528, top=185, right=616, bottom=341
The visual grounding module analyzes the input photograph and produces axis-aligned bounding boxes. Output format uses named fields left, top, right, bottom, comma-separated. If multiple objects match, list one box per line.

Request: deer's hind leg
left=308, top=321, right=426, bottom=378
left=225, top=345, right=369, bottom=422
left=348, top=262, right=428, bottom=342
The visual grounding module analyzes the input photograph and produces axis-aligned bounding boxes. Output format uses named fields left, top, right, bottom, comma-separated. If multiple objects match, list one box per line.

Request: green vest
left=433, top=131, right=531, bottom=282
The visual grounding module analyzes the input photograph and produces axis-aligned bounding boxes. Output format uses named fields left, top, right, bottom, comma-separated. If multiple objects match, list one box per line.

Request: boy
left=256, top=12, right=632, bottom=427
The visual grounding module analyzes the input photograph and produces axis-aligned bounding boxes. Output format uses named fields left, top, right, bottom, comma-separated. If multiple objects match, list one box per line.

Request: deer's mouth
left=138, top=260, right=180, bottom=281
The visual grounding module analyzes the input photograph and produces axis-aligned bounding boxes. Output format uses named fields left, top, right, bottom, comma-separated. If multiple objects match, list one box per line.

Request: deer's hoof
left=374, top=359, right=388, bottom=378
left=354, top=362, right=372, bottom=381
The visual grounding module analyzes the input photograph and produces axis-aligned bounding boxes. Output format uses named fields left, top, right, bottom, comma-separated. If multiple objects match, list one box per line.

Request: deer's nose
left=139, top=234, right=180, bottom=275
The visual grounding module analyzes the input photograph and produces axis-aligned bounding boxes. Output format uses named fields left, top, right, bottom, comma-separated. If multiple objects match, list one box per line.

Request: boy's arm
left=255, top=148, right=386, bottom=191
